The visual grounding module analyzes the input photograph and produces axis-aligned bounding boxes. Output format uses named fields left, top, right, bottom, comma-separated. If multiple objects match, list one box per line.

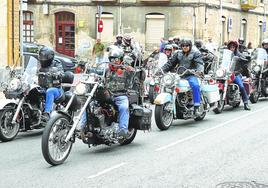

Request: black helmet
left=39, top=46, right=54, bottom=68
left=262, top=38, right=268, bottom=48
left=172, top=43, right=179, bottom=50
left=194, top=39, right=203, bottom=49
left=62, top=71, right=74, bottom=84
left=123, top=35, right=132, bottom=46
left=180, top=39, right=192, bottom=49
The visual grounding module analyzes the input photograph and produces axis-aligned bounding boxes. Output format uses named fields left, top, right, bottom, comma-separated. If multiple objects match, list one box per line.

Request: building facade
left=21, top=0, right=268, bottom=59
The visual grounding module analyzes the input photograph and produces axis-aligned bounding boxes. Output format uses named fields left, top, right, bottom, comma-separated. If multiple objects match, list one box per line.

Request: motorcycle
left=249, top=48, right=268, bottom=103
left=41, top=60, right=152, bottom=166
left=213, top=49, right=253, bottom=114
left=154, top=67, right=220, bottom=130
left=146, top=52, right=167, bottom=103
left=0, top=56, right=75, bottom=142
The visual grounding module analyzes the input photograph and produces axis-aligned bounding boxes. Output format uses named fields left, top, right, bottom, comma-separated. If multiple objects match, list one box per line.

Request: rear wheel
left=41, top=113, right=73, bottom=166
left=0, top=108, right=20, bottom=142
left=119, top=127, right=137, bottom=145
left=249, top=86, right=259, bottom=104
left=155, top=102, right=173, bottom=130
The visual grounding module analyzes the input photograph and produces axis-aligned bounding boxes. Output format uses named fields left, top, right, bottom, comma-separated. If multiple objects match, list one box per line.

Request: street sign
left=228, top=16, right=232, bottom=33
left=263, top=21, right=266, bottom=33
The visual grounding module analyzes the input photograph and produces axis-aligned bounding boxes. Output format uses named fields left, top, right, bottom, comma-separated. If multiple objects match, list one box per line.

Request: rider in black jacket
left=161, top=39, right=204, bottom=115
left=227, top=40, right=250, bottom=110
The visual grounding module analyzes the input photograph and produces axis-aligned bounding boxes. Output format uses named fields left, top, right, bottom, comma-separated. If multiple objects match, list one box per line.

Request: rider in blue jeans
left=227, top=40, right=250, bottom=110
left=80, top=46, right=134, bottom=138
left=161, top=39, right=204, bottom=116
left=38, top=47, right=64, bottom=121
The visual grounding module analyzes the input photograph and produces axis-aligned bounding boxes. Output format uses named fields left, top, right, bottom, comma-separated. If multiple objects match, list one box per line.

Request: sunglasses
left=109, top=57, right=120, bottom=62
left=182, top=45, right=190, bottom=48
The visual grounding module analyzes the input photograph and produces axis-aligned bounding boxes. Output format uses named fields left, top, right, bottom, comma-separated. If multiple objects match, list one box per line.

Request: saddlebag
left=129, top=104, right=152, bottom=130
left=127, top=90, right=139, bottom=104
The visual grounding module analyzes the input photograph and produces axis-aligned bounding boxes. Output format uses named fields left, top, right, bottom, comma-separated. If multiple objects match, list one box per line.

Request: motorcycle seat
left=55, top=92, right=66, bottom=104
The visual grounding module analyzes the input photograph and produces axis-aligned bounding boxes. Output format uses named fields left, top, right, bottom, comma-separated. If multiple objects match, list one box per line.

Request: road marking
left=88, top=162, right=127, bottom=179
left=156, top=105, right=268, bottom=152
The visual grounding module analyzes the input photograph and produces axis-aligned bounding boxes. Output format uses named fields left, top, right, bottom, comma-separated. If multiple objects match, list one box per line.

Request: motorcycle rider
left=38, top=46, right=64, bottom=121
left=227, top=40, right=251, bottom=110
left=106, top=47, right=135, bottom=138
left=262, top=38, right=268, bottom=54
left=114, top=34, right=124, bottom=48
left=238, top=37, right=247, bottom=53
left=161, top=39, right=204, bottom=115
left=164, top=44, right=173, bottom=59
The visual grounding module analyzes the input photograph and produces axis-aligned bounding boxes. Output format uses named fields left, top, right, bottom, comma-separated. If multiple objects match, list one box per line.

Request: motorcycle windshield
left=251, top=48, right=267, bottom=66
left=22, top=56, right=38, bottom=85
left=219, top=49, right=233, bottom=71
left=158, top=52, right=168, bottom=68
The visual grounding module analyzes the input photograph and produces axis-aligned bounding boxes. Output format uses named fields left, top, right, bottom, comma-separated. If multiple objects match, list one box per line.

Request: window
left=23, top=11, right=34, bottom=42
left=241, top=19, right=247, bottom=42
left=259, top=21, right=263, bottom=46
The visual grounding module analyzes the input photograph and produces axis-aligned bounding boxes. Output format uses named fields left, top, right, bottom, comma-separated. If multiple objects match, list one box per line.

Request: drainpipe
left=19, top=0, right=24, bottom=71
left=219, top=0, right=223, bottom=46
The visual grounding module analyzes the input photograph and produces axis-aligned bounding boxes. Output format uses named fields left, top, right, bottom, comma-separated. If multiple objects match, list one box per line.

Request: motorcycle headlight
left=163, top=74, right=174, bottom=86
left=9, top=78, right=22, bottom=91
left=253, top=65, right=261, bottom=73
left=74, top=82, right=87, bottom=95
left=215, top=69, right=225, bottom=78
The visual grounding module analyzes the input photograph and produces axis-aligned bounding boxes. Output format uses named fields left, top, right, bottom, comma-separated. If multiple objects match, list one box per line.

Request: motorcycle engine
left=227, top=84, right=240, bottom=99
left=176, top=92, right=193, bottom=108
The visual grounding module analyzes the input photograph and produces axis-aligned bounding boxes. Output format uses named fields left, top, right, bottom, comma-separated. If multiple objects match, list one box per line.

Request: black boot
left=244, top=103, right=251, bottom=111
left=41, top=112, right=50, bottom=123
left=194, top=106, right=201, bottom=116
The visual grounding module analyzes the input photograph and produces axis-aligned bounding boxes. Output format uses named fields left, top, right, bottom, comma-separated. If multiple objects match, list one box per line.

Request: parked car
left=23, top=43, right=80, bottom=72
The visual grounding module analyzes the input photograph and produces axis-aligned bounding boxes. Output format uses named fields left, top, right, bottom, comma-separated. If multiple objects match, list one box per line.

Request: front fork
left=11, top=97, right=24, bottom=124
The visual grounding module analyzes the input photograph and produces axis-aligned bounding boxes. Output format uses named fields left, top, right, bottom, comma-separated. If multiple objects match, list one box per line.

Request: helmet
left=168, top=37, right=174, bottom=43
left=39, top=47, right=54, bottom=68
left=108, top=46, right=124, bottom=62
left=262, top=38, right=268, bottom=47
left=62, top=71, right=74, bottom=84
left=123, top=35, right=132, bottom=46
left=180, top=39, right=192, bottom=49
left=116, top=34, right=123, bottom=39
left=194, top=39, right=203, bottom=49
left=172, top=43, right=179, bottom=50
left=227, top=40, right=239, bottom=50
left=164, top=44, right=173, bottom=51
left=238, top=37, right=244, bottom=44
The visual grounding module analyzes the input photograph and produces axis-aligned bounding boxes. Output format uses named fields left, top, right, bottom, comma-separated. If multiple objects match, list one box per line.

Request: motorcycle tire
left=213, top=92, right=225, bottom=114
left=149, top=85, right=157, bottom=104
left=42, top=112, right=73, bottom=166
left=249, top=91, right=259, bottom=104
left=0, top=108, right=20, bottom=142
left=155, top=102, right=173, bottom=130
left=119, top=127, right=137, bottom=145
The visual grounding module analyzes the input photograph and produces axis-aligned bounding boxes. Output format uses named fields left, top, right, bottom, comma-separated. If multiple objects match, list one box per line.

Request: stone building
left=14, top=0, right=268, bottom=59
left=0, top=0, right=20, bottom=68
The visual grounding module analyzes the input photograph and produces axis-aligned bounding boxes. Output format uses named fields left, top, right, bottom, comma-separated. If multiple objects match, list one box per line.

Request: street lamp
left=19, top=0, right=24, bottom=71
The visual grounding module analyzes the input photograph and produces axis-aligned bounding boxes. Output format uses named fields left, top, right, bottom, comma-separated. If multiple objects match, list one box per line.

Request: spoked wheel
left=119, top=127, right=137, bottom=145
left=155, top=102, right=173, bottom=130
left=194, top=102, right=207, bottom=121
left=213, top=92, right=225, bottom=114
left=42, top=113, right=73, bottom=166
left=0, top=108, right=20, bottom=142
left=249, top=90, right=259, bottom=104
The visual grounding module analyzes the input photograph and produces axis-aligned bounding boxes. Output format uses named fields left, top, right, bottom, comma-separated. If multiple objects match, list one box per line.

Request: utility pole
left=119, top=0, right=122, bottom=34
left=219, top=0, right=223, bottom=46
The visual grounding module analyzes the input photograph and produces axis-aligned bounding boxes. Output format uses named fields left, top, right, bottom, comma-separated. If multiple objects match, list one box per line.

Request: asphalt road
left=1, top=99, right=268, bottom=188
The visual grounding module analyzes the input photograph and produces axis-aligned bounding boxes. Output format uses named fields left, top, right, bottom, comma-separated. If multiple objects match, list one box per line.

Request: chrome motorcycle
left=41, top=61, right=152, bottom=166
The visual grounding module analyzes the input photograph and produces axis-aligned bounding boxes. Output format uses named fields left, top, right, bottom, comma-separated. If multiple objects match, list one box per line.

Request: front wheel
left=0, top=108, right=20, bottom=142
left=119, top=127, right=137, bottom=145
left=213, top=92, right=225, bottom=114
left=155, top=102, right=173, bottom=130
left=41, top=113, right=73, bottom=166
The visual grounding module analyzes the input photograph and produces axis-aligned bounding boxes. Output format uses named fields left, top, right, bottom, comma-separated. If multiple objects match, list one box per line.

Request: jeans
left=233, top=75, right=248, bottom=103
left=80, top=96, right=129, bottom=133
left=185, top=76, right=201, bottom=106
left=45, top=87, right=63, bottom=113
left=95, top=55, right=104, bottom=64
